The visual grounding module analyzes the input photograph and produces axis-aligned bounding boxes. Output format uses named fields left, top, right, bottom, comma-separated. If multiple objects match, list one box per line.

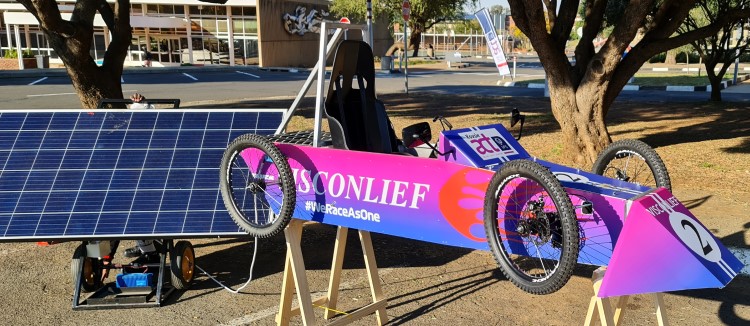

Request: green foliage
left=488, top=5, right=507, bottom=15
left=649, top=51, right=701, bottom=63
left=3, top=49, right=17, bottom=59
left=675, top=51, right=700, bottom=63
left=331, top=0, right=478, bottom=31
left=649, top=52, right=666, bottom=63
left=1, top=49, right=33, bottom=59
left=602, top=0, right=629, bottom=27
left=679, top=0, right=750, bottom=90
left=454, top=19, right=481, bottom=33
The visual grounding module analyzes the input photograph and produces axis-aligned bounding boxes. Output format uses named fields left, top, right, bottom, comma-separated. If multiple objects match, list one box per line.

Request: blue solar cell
left=0, top=109, right=283, bottom=241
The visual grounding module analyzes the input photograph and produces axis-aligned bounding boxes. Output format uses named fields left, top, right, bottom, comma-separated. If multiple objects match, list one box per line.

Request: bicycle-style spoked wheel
left=220, top=134, right=296, bottom=238
left=591, top=139, right=671, bottom=190
left=484, top=160, right=579, bottom=295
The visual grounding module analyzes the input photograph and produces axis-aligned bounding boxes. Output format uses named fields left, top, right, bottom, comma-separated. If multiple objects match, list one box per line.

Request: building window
left=158, top=5, right=174, bottom=15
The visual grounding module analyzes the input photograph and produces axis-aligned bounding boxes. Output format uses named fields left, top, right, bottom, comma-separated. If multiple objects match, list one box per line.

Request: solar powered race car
left=219, top=41, right=742, bottom=296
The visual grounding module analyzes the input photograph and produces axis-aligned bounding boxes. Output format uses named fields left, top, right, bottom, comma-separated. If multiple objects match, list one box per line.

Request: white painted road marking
left=183, top=73, right=198, bottom=81
left=236, top=71, right=260, bottom=78
left=28, top=77, right=47, bottom=85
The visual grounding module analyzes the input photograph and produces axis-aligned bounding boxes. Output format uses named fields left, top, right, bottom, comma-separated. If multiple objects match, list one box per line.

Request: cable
left=194, top=237, right=259, bottom=294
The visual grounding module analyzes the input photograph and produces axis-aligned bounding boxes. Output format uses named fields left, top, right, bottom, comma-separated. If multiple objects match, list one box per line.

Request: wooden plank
left=324, top=227, right=349, bottom=320
left=327, top=300, right=388, bottom=326
left=359, top=231, right=388, bottom=325
left=284, top=220, right=316, bottom=325
left=288, top=296, right=329, bottom=317
left=613, top=296, right=629, bottom=325
left=653, top=293, right=670, bottom=326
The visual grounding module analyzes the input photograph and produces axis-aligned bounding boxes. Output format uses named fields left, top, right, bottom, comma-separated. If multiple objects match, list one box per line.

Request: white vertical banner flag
left=476, top=8, right=510, bottom=76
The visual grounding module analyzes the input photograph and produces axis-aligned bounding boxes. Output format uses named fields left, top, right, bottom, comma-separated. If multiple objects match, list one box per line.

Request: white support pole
left=404, top=20, right=409, bottom=94
left=185, top=5, right=194, bottom=64
left=227, top=11, right=235, bottom=67
left=5, top=17, right=13, bottom=57
left=276, top=28, right=344, bottom=135
left=14, top=25, right=22, bottom=70
left=313, top=22, right=329, bottom=147
left=23, top=24, right=30, bottom=52
left=366, top=0, right=374, bottom=46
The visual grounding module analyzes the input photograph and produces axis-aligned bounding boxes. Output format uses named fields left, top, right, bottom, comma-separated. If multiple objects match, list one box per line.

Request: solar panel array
left=0, top=109, right=283, bottom=242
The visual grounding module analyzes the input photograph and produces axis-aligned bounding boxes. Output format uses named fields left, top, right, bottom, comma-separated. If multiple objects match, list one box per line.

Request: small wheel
left=592, top=139, right=671, bottom=190
left=220, top=134, right=296, bottom=238
left=483, top=160, right=579, bottom=295
left=71, top=244, right=103, bottom=293
left=170, top=241, right=195, bottom=290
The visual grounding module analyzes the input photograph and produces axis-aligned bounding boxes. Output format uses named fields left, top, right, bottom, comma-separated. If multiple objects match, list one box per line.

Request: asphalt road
left=2, top=57, right=747, bottom=109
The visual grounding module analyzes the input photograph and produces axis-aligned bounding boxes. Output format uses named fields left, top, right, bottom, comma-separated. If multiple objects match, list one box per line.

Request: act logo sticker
left=458, top=128, right=518, bottom=160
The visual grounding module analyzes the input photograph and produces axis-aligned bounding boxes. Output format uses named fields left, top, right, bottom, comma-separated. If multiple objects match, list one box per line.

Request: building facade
left=0, top=0, right=351, bottom=68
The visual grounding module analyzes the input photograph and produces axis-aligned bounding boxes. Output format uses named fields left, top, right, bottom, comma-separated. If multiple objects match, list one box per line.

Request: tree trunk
left=47, top=33, right=125, bottom=109
left=665, top=49, right=678, bottom=64
left=709, top=79, right=722, bottom=101
left=17, top=0, right=131, bottom=109
left=549, top=80, right=611, bottom=166
left=704, top=62, right=724, bottom=102
left=409, top=29, right=422, bottom=57
left=65, top=63, right=125, bottom=108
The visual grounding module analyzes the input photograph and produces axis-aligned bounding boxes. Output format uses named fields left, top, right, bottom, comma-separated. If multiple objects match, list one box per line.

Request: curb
left=505, top=73, right=750, bottom=92
left=0, top=65, right=274, bottom=79
left=650, top=66, right=750, bottom=72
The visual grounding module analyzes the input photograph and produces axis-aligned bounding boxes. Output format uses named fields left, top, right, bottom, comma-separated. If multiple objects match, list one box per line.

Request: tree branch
left=550, top=0, right=578, bottom=50
left=97, top=0, right=116, bottom=30
left=642, top=8, right=750, bottom=55
left=642, top=0, right=697, bottom=41
left=574, top=0, right=606, bottom=80
left=17, top=0, right=76, bottom=37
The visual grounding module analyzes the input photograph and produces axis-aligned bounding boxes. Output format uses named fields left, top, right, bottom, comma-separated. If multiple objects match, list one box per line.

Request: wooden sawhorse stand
left=584, top=267, right=669, bottom=326
left=276, top=220, right=388, bottom=325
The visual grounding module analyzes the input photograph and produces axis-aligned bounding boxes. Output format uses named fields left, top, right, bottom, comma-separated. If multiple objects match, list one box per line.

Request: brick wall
left=0, top=58, right=38, bottom=70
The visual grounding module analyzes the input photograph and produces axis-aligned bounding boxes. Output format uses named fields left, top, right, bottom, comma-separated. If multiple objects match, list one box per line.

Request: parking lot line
left=183, top=73, right=198, bottom=81
left=28, top=77, right=48, bottom=86
left=236, top=71, right=260, bottom=78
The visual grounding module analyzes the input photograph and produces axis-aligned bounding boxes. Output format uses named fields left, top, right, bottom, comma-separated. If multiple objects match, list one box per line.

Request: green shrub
left=3, top=49, right=17, bottom=59
left=675, top=51, right=700, bottom=63
left=4, top=49, right=36, bottom=59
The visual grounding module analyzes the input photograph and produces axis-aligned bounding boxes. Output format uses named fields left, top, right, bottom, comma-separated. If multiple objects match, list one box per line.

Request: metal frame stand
left=275, top=22, right=370, bottom=147
left=71, top=239, right=178, bottom=310
left=584, top=267, right=669, bottom=326
left=275, top=220, right=387, bottom=325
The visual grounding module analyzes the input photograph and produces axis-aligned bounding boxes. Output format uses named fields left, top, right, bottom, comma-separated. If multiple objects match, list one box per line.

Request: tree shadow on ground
left=605, top=102, right=750, bottom=154
left=203, top=93, right=748, bottom=154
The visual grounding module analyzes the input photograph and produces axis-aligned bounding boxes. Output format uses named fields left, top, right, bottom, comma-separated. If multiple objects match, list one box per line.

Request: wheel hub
left=247, top=178, right=266, bottom=193
left=516, top=197, right=562, bottom=247
left=614, top=168, right=630, bottom=182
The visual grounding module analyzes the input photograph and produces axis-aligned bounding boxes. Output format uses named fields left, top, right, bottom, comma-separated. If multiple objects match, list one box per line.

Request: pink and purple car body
left=235, top=122, right=743, bottom=297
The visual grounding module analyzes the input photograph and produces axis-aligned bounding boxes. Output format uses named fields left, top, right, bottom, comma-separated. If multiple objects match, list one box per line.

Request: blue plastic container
left=116, top=273, right=154, bottom=288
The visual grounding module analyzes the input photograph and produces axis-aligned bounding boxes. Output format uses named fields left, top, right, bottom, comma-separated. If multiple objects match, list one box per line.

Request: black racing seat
left=324, top=40, right=400, bottom=153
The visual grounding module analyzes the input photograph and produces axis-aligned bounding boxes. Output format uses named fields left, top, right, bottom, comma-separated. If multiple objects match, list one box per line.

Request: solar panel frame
left=0, top=108, right=285, bottom=242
